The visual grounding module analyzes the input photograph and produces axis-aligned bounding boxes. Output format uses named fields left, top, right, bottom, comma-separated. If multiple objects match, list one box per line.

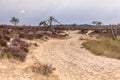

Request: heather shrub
left=0, top=47, right=3, bottom=58
left=1, top=46, right=26, bottom=61
left=2, top=29, right=10, bottom=34
left=19, top=32, right=25, bottom=38
left=11, top=37, right=24, bottom=46
left=27, top=34, right=35, bottom=40
left=0, top=33, right=3, bottom=39
left=20, top=46, right=29, bottom=52
left=35, top=34, right=43, bottom=39
left=11, top=37, right=29, bottom=52
left=0, top=39, right=7, bottom=47
left=3, top=35, right=11, bottom=41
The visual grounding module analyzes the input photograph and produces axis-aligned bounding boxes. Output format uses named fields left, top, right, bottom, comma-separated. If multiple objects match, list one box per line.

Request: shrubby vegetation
left=1, top=46, right=26, bottom=61
left=31, top=62, right=56, bottom=76
left=0, top=25, right=69, bottom=62
left=0, top=37, right=29, bottom=61
left=82, top=32, right=120, bottom=59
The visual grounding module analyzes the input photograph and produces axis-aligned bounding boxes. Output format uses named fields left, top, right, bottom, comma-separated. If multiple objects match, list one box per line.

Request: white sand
left=0, top=30, right=120, bottom=80
left=33, top=31, right=120, bottom=80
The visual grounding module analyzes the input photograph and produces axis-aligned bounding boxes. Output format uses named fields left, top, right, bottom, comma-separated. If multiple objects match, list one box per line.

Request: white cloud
left=20, top=10, right=25, bottom=13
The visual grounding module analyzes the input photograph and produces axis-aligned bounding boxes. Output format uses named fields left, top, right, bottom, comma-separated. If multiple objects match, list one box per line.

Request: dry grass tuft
left=28, top=62, right=56, bottom=76
left=82, top=37, right=120, bottom=59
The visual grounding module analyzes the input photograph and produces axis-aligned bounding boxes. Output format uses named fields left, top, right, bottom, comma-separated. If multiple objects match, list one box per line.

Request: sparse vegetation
left=82, top=37, right=120, bottom=59
left=1, top=46, right=26, bottom=61
left=0, top=39, right=7, bottom=47
left=0, top=25, right=69, bottom=62
left=0, top=35, right=29, bottom=61
left=11, top=37, right=29, bottom=52
left=32, top=63, right=56, bottom=76
left=79, top=36, right=88, bottom=40
left=3, top=35, right=11, bottom=41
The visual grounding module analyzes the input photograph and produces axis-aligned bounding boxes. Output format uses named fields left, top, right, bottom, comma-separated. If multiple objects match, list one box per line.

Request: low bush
left=19, top=32, right=26, bottom=38
left=1, top=46, right=26, bottom=61
left=4, top=35, right=11, bottom=41
left=0, top=39, right=7, bottom=47
left=11, top=37, right=29, bottom=52
left=0, top=33, right=3, bottom=39
left=2, top=29, right=10, bottom=34
left=20, top=46, right=29, bottom=52
left=0, top=37, right=30, bottom=61
left=32, top=63, right=55, bottom=76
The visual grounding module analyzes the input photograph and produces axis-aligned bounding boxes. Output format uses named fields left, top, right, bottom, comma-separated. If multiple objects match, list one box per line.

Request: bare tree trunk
left=49, top=18, right=56, bottom=35
left=114, top=25, right=118, bottom=39
left=111, top=25, right=117, bottom=40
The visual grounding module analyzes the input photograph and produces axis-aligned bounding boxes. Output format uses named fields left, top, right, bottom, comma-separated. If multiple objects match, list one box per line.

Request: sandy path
left=33, top=31, right=120, bottom=80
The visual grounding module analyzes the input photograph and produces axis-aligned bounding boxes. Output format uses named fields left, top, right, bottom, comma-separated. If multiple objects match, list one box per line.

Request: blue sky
left=0, top=0, right=120, bottom=25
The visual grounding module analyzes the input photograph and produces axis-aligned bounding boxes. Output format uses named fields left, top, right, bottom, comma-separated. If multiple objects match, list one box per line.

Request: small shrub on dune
left=11, top=37, right=29, bottom=52
left=27, top=34, right=35, bottom=40
left=35, top=34, right=43, bottom=39
left=20, top=46, right=29, bottom=52
left=0, top=47, right=3, bottom=58
left=1, top=46, right=26, bottom=62
left=0, top=39, right=7, bottom=47
left=19, top=32, right=25, bottom=38
left=11, top=37, right=24, bottom=46
left=32, top=63, right=56, bottom=76
left=14, top=37, right=29, bottom=46
left=2, top=29, right=10, bottom=34
left=3, top=35, right=11, bottom=41
left=0, top=46, right=2, bottom=50
left=40, top=64, right=56, bottom=76
left=33, top=43, right=38, bottom=47
left=0, top=33, right=3, bottom=39
left=58, top=33, right=69, bottom=38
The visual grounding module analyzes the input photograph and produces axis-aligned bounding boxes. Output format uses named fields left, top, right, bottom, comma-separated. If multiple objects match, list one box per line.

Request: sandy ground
left=0, top=40, right=58, bottom=80
left=33, top=31, right=120, bottom=80
left=1, top=30, right=120, bottom=80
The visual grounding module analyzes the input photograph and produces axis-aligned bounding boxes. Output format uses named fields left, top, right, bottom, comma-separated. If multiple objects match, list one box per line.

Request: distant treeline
left=0, top=24, right=111, bottom=30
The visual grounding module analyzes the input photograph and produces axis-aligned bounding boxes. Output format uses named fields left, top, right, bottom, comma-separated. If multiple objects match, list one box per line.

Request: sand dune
left=0, top=31, right=120, bottom=80
left=33, top=31, right=120, bottom=80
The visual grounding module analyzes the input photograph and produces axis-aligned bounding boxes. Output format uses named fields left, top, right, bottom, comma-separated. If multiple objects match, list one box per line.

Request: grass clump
left=32, top=63, right=56, bottom=76
left=82, top=38, right=120, bottom=59
left=79, top=37, right=88, bottom=40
